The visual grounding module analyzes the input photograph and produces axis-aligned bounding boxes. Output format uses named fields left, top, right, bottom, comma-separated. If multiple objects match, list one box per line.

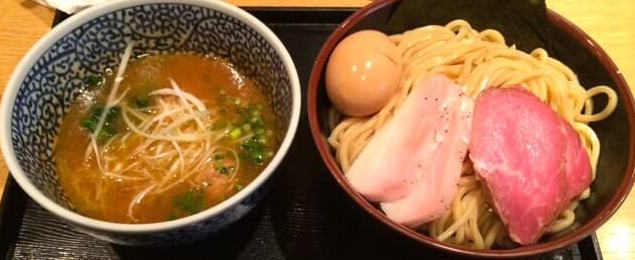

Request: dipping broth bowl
left=0, top=0, right=300, bottom=246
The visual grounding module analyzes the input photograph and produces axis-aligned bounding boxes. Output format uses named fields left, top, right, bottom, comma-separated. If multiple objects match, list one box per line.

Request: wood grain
left=546, top=1, right=635, bottom=259
left=0, top=0, right=634, bottom=259
left=0, top=0, right=55, bottom=208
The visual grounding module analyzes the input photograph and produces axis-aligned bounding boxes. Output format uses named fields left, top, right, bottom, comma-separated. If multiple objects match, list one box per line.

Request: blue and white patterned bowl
left=0, top=0, right=300, bottom=246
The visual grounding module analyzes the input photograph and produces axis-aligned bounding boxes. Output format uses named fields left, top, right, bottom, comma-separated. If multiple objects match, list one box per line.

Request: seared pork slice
left=381, top=92, right=473, bottom=227
left=469, top=87, right=568, bottom=245
left=346, top=75, right=470, bottom=204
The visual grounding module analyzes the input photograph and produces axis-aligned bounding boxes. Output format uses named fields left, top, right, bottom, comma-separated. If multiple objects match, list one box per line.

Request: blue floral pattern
left=9, top=3, right=291, bottom=245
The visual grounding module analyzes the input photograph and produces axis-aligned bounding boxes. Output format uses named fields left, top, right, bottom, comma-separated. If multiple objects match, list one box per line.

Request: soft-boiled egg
left=326, top=30, right=402, bottom=116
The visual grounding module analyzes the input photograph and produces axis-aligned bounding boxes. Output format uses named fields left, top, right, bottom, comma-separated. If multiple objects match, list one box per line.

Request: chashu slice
left=380, top=85, right=473, bottom=227
left=469, top=87, right=569, bottom=245
left=347, top=75, right=472, bottom=228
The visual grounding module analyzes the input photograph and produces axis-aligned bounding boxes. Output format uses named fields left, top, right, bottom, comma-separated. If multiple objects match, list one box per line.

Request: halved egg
left=326, top=30, right=402, bottom=117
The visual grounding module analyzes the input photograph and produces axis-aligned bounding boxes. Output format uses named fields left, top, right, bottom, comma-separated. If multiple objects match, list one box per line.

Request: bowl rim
left=307, top=0, right=635, bottom=257
left=0, top=0, right=301, bottom=233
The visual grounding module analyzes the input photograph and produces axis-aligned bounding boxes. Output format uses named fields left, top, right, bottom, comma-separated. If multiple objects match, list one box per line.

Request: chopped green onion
left=172, top=190, right=205, bottom=215
left=83, top=74, right=103, bottom=89
left=81, top=106, right=120, bottom=140
left=229, top=128, right=242, bottom=139
left=252, top=152, right=265, bottom=165
left=235, top=184, right=244, bottom=191
left=240, top=135, right=269, bottom=166
left=80, top=118, right=98, bottom=132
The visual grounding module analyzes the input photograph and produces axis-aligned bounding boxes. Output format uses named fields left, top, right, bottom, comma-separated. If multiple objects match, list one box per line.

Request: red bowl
left=307, top=0, right=635, bottom=257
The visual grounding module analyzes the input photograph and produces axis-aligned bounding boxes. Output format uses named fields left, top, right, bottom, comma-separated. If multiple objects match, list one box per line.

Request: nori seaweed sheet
left=384, top=0, right=553, bottom=53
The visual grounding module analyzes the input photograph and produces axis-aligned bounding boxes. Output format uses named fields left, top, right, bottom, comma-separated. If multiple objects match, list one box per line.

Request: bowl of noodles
left=308, top=0, right=635, bottom=257
left=0, top=0, right=300, bottom=245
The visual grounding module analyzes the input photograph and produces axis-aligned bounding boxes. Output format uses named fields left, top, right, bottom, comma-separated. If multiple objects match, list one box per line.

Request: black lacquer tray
left=0, top=8, right=603, bottom=260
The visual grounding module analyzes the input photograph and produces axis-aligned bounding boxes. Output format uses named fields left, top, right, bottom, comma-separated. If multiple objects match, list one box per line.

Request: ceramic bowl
left=308, top=0, right=635, bottom=257
left=0, top=0, right=300, bottom=246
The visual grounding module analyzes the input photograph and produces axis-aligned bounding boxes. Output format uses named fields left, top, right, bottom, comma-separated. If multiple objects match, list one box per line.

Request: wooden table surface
left=1, top=0, right=634, bottom=259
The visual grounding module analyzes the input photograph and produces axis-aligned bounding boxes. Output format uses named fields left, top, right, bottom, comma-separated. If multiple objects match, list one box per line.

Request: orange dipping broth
left=54, top=54, right=279, bottom=224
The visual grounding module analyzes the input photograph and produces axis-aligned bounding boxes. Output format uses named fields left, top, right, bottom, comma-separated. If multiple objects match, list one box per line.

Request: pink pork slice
left=469, top=87, right=569, bottom=245
left=381, top=86, right=473, bottom=227
left=346, top=75, right=472, bottom=226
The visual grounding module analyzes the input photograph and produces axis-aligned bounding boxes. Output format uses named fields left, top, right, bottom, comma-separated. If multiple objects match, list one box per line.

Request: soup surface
left=54, top=53, right=278, bottom=223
